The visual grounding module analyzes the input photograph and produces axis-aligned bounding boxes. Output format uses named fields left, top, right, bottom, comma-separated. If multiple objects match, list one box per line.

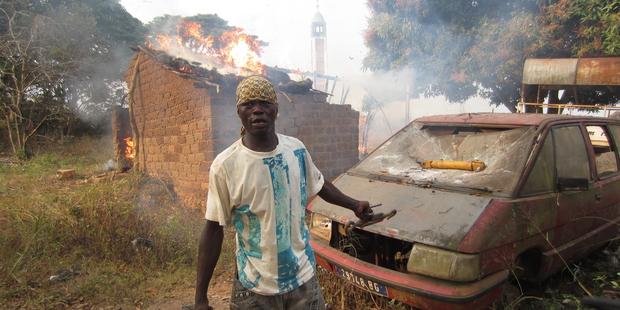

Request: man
left=194, top=75, right=372, bottom=310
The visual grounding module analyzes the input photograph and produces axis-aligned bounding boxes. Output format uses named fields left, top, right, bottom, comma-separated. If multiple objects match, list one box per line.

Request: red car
left=308, top=113, right=620, bottom=309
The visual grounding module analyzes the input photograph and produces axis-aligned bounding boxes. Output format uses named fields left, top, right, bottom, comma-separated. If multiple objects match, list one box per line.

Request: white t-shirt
left=205, top=134, right=325, bottom=295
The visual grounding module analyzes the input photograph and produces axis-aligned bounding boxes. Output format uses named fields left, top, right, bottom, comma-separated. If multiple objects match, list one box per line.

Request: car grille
left=329, top=222, right=413, bottom=272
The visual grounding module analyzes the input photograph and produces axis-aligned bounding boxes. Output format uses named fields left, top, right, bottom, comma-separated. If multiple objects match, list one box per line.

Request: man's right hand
left=195, top=221, right=223, bottom=310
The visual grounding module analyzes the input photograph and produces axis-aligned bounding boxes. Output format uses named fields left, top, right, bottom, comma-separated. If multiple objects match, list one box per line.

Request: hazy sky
left=119, top=0, right=505, bottom=138
left=119, top=0, right=369, bottom=78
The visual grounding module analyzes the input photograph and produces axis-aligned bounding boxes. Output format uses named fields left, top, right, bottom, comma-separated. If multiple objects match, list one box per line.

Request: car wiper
left=347, top=170, right=411, bottom=184
left=419, top=181, right=493, bottom=194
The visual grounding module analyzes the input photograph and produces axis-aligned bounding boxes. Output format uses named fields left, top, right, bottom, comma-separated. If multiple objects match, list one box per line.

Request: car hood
left=309, top=173, right=493, bottom=251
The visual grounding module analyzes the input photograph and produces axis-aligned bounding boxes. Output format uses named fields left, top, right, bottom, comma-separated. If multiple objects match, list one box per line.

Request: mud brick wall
left=127, top=52, right=215, bottom=208
left=210, top=92, right=359, bottom=181
left=126, top=51, right=359, bottom=208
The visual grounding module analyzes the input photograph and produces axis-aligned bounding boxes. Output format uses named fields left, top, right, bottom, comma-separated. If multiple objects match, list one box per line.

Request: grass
left=0, top=136, right=235, bottom=309
left=503, top=245, right=620, bottom=309
left=317, top=267, right=413, bottom=310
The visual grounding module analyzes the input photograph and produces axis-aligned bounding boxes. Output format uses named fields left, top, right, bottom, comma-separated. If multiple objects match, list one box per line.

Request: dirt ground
left=148, top=275, right=232, bottom=310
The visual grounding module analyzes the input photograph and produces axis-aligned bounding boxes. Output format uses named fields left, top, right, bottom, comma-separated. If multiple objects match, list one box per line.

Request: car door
left=514, top=123, right=594, bottom=277
left=548, top=124, right=599, bottom=264
left=584, top=123, right=620, bottom=247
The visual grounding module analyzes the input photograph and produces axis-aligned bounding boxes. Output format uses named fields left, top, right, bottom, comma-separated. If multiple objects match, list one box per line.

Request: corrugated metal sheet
left=576, top=58, right=620, bottom=85
left=523, top=57, right=620, bottom=86
left=522, top=58, right=578, bottom=85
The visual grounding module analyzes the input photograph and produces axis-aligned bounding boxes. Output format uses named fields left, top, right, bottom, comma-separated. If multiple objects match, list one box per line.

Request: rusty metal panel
left=576, top=58, right=620, bottom=85
left=522, top=58, right=578, bottom=85
left=416, top=113, right=559, bottom=126
left=309, top=174, right=492, bottom=250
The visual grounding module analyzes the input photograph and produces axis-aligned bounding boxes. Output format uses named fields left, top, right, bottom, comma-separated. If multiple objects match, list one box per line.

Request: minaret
left=311, top=2, right=326, bottom=79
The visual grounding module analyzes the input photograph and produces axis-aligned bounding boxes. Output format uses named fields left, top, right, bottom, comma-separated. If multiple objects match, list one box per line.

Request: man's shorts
left=229, top=276, right=326, bottom=310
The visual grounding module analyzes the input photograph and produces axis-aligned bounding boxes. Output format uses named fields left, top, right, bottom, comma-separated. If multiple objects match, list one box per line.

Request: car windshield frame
left=351, top=121, right=539, bottom=197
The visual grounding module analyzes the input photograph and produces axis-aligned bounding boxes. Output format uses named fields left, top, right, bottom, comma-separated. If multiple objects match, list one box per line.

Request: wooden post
left=127, top=53, right=142, bottom=171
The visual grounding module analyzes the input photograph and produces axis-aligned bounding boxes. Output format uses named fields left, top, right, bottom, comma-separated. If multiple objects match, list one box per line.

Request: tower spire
left=311, top=3, right=326, bottom=76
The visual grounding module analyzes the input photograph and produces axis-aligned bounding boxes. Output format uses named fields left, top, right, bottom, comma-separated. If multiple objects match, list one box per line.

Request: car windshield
left=352, top=122, right=538, bottom=195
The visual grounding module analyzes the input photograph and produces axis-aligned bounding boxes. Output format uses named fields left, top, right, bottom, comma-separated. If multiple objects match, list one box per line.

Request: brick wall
left=128, top=52, right=215, bottom=208
left=126, top=51, right=359, bottom=208
left=208, top=92, right=359, bottom=181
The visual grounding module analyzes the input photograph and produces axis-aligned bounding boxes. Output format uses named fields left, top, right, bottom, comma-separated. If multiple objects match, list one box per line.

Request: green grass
left=0, top=136, right=235, bottom=309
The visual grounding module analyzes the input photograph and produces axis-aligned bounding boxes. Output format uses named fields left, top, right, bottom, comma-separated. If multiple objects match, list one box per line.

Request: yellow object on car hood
left=422, top=160, right=486, bottom=172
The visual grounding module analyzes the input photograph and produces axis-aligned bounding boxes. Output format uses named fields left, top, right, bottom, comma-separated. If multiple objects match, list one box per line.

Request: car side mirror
left=557, top=177, right=589, bottom=191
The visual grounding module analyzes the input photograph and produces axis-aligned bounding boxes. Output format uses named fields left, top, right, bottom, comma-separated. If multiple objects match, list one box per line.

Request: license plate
left=334, top=265, right=389, bottom=297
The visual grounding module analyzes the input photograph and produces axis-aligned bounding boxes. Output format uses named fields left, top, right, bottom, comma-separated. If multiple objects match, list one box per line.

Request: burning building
left=117, top=22, right=359, bottom=208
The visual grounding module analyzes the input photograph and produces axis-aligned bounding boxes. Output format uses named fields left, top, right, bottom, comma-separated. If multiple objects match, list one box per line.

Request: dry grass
left=0, top=136, right=235, bottom=309
left=317, top=267, right=413, bottom=310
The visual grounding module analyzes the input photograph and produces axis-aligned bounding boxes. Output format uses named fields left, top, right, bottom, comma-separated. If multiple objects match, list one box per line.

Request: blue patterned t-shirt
left=205, top=134, right=324, bottom=295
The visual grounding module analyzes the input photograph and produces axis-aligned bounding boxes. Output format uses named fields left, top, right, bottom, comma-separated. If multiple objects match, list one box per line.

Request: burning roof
left=141, top=18, right=318, bottom=95
left=147, top=19, right=265, bottom=75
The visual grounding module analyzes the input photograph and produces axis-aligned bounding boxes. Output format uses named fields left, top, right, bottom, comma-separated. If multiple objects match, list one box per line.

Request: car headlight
left=309, top=213, right=332, bottom=242
left=407, top=244, right=480, bottom=282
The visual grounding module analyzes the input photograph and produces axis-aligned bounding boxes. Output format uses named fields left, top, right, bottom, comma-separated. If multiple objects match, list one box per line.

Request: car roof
left=415, top=113, right=619, bottom=127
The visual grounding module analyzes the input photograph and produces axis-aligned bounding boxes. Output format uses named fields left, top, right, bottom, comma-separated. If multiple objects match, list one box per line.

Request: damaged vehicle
left=308, top=113, right=620, bottom=309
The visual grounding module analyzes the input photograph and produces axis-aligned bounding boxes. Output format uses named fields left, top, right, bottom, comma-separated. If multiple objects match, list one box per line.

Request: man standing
left=194, top=76, right=371, bottom=310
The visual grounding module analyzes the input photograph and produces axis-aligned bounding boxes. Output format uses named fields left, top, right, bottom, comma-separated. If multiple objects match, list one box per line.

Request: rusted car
left=308, top=113, right=620, bottom=309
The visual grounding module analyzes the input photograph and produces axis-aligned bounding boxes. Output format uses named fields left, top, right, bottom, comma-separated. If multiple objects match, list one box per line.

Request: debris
left=103, top=159, right=117, bottom=171
left=57, top=169, right=76, bottom=180
left=279, top=79, right=313, bottom=94
left=49, top=268, right=80, bottom=283
left=608, top=254, right=619, bottom=268
left=581, top=296, right=620, bottom=309
left=131, top=237, right=154, bottom=251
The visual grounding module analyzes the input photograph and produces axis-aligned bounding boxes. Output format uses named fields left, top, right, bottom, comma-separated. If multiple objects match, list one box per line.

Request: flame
left=124, top=137, right=135, bottom=160
left=149, top=20, right=264, bottom=75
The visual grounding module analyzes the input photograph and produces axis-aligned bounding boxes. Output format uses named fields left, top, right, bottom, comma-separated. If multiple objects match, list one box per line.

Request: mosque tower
left=311, top=2, right=326, bottom=80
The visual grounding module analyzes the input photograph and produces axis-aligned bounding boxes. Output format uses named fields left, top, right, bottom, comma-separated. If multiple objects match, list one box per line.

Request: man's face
left=237, top=100, right=278, bottom=135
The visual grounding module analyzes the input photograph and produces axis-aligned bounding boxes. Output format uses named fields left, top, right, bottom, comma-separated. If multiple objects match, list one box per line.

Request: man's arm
left=317, top=180, right=372, bottom=220
left=194, top=220, right=224, bottom=310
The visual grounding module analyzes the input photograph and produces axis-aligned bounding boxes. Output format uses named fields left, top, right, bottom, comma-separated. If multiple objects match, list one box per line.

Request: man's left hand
left=353, top=201, right=373, bottom=221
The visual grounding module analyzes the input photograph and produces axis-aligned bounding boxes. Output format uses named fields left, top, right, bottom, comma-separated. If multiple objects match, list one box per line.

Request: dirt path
left=147, top=276, right=232, bottom=310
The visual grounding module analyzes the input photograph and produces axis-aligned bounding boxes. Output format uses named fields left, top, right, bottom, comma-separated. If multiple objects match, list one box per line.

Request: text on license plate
left=334, top=265, right=388, bottom=297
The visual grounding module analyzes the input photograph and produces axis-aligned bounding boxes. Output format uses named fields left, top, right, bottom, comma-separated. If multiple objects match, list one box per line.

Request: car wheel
left=512, top=248, right=542, bottom=281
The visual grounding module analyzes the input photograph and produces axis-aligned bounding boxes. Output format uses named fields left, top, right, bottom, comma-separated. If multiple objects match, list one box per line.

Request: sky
left=119, top=0, right=369, bottom=78
left=119, top=0, right=506, bottom=147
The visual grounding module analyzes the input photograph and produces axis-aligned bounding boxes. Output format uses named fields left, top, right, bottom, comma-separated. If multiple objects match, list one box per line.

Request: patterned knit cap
left=236, top=75, right=278, bottom=106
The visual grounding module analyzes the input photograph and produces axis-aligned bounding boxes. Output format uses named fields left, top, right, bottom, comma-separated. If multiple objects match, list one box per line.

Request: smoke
left=336, top=67, right=509, bottom=151
left=28, top=2, right=146, bottom=132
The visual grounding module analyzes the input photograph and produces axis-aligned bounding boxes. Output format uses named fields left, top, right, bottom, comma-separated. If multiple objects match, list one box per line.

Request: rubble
left=56, top=169, right=75, bottom=180
left=131, top=237, right=154, bottom=251
left=49, top=268, right=80, bottom=283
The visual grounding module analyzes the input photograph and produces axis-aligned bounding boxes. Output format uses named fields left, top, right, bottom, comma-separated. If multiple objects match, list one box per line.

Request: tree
left=0, top=1, right=81, bottom=157
left=363, top=0, right=620, bottom=111
left=0, top=0, right=146, bottom=157
left=58, top=0, right=146, bottom=123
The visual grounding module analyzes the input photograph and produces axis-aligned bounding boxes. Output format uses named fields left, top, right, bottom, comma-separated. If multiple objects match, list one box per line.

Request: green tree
left=0, top=0, right=146, bottom=157
left=364, top=0, right=620, bottom=111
